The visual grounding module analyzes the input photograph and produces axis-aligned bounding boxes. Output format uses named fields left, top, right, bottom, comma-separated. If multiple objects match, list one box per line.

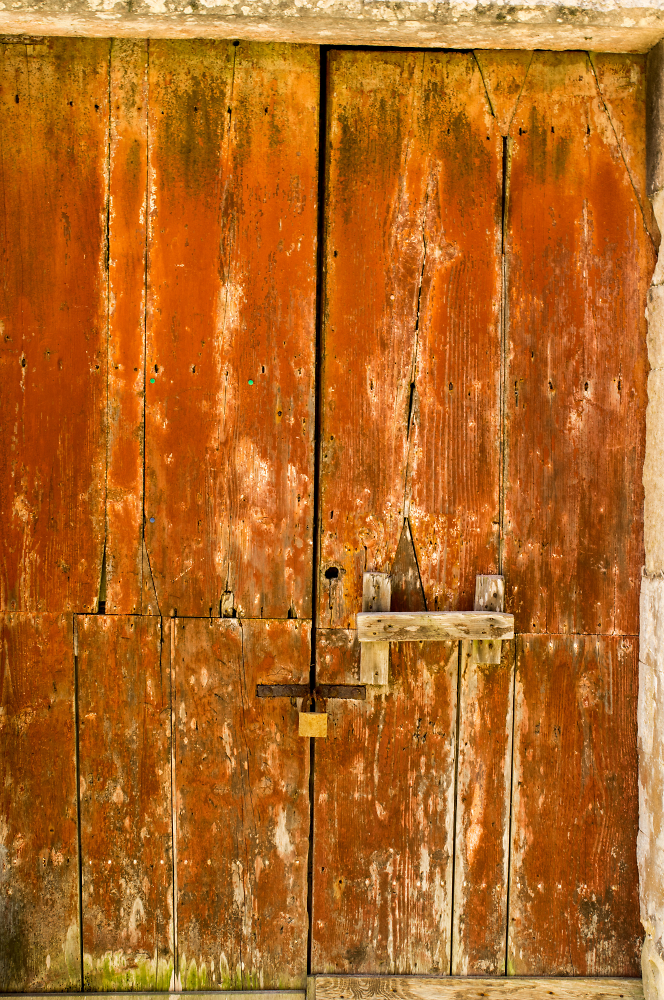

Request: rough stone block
left=644, top=371, right=664, bottom=575
left=639, top=576, right=664, bottom=991
left=648, top=286, right=664, bottom=369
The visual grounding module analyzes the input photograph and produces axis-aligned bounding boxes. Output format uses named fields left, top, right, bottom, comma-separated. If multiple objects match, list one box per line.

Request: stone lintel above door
left=0, top=0, right=663, bottom=52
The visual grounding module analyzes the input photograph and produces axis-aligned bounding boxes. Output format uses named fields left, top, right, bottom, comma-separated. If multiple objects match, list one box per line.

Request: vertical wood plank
left=0, top=39, right=109, bottom=613
left=503, top=52, right=654, bottom=635
left=174, top=617, right=310, bottom=988
left=319, top=51, right=501, bottom=629
left=0, top=613, right=79, bottom=990
left=508, top=635, right=640, bottom=975
left=145, top=41, right=318, bottom=618
left=589, top=53, right=656, bottom=241
left=77, top=614, right=172, bottom=990
left=452, top=640, right=514, bottom=974
left=105, top=39, right=148, bottom=614
left=313, top=629, right=458, bottom=974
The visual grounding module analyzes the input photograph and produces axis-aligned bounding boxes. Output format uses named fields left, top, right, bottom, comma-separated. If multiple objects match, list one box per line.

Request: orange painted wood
left=319, top=51, right=502, bottom=629
left=173, top=617, right=310, bottom=988
left=77, top=614, right=172, bottom=989
left=105, top=40, right=148, bottom=614
left=590, top=53, right=656, bottom=242
left=0, top=39, right=109, bottom=613
left=473, top=52, right=533, bottom=137
left=452, top=640, right=514, bottom=974
left=145, top=41, right=318, bottom=618
left=0, top=613, right=79, bottom=990
left=503, top=52, right=654, bottom=635
left=509, top=634, right=640, bottom=975
left=312, top=629, right=458, bottom=974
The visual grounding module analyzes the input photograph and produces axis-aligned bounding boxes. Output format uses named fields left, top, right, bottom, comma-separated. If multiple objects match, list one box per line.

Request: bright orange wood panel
left=503, top=51, right=653, bottom=636
left=313, top=630, right=458, bottom=974
left=105, top=40, right=149, bottom=615
left=318, top=50, right=502, bottom=629
left=509, top=635, right=640, bottom=974
left=0, top=40, right=109, bottom=613
left=145, top=41, right=318, bottom=619
left=173, top=618, right=310, bottom=988
left=77, top=615, right=172, bottom=989
left=0, top=613, right=79, bottom=990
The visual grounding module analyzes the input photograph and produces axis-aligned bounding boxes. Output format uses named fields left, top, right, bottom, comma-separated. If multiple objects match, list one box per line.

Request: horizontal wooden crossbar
left=357, top=611, right=515, bottom=643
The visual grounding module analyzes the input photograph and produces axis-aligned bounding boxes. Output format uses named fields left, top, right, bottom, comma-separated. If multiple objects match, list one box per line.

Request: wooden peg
left=360, top=572, right=391, bottom=685
left=474, top=574, right=505, bottom=664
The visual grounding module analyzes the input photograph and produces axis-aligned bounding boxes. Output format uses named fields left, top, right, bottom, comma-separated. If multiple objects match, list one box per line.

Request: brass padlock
left=298, top=696, right=328, bottom=738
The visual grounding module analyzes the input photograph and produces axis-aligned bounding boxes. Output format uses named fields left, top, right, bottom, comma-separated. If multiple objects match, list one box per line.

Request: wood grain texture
left=312, top=628, right=458, bottom=974
left=77, top=615, right=172, bottom=990
left=473, top=51, right=533, bottom=137
left=503, top=52, right=654, bottom=635
left=173, top=617, right=310, bottom=989
left=590, top=52, right=657, bottom=242
left=319, top=50, right=502, bottom=629
left=11, top=994, right=306, bottom=1000
left=105, top=40, right=148, bottom=614
left=145, top=41, right=318, bottom=618
left=357, top=612, right=514, bottom=642
left=0, top=613, right=79, bottom=990
left=360, top=573, right=390, bottom=685
left=0, top=39, right=109, bottom=612
left=314, top=978, right=644, bottom=1000
left=509, top=635, right=640, bottom=975
left=452, top=640, right=514, bottom=974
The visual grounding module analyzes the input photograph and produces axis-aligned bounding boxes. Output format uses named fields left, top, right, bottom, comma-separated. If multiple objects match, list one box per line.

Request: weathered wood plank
left=0, top=613, right=79, bottom=990
left=359, top=573, right=391, bottom=685
left=452, top=639, right=514, bottom=974
left=312, top=628, right=458, bottom=974
left=472, top=51, right=533, bottom=136
left=77, top=615, right=172, bottom=990
left=1, top=986, right=641, bottom=1000
left=0, top=39, right=109, bottom=612
left=314, top=978, right=643, bottom=1000
left=6, top=994, right=307, bottom=1000
left=590, top=53, right=656, bottom=241
left=105, top=39, right=148, bottom=614
left=509, top=635, right=640, bottom=975
left=145, top=41, right=318, bottom=618
left=357, top=611, right=514, bottom=643
left=503, top=52, right=653, bottom=634
left=319, top=50, right=501, bottom=629
left=173, top=617, right=310, bottom=988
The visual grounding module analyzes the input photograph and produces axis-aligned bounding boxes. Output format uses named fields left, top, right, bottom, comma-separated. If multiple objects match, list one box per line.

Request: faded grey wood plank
left=359, top=572, right=391, bottom=684
left=314, top=978, right=643, bottom=1000
left=357, top=611, right=514, bottom=643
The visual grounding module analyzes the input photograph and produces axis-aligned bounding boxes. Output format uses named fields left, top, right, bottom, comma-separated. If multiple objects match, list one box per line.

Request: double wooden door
left=0, top=39, right=652, bottom=991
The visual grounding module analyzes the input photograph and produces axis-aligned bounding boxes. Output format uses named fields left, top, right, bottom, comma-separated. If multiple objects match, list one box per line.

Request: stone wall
left=641, top=37, right=664, bottom=1000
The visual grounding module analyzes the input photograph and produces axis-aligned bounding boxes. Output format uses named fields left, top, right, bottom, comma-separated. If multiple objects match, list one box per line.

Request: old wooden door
left=310, top=49, right=652, bottom=978
left=0, top=39, right=653, bottom=991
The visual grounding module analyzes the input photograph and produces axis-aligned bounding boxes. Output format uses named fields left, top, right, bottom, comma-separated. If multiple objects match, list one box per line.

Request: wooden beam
left=357, top=611, right=514, bottom=643
left=314, top=979, right=643, bottom=1000
left=1, top=994, right=306, bottom=1000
